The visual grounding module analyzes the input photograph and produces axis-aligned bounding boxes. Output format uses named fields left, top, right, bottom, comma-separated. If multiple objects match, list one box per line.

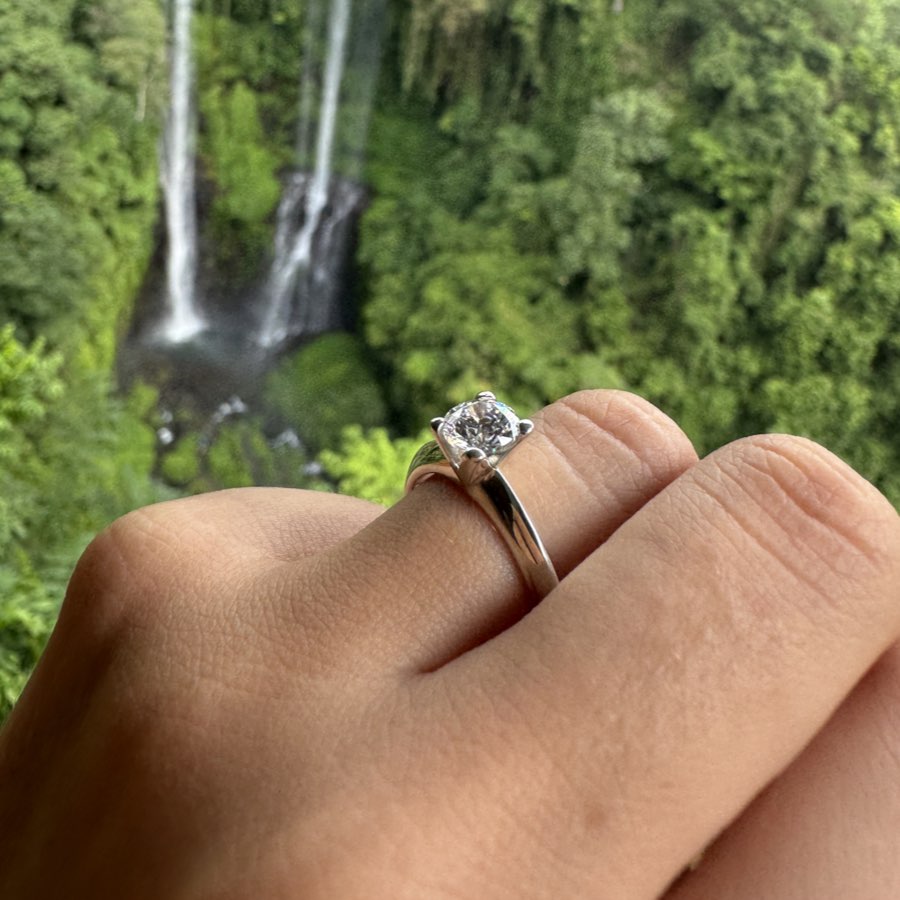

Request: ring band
left=405, top=392, right=559, bottom=598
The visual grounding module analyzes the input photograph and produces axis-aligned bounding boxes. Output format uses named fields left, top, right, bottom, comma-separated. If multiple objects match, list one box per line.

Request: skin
left=0, top=389, right=898, bottom=899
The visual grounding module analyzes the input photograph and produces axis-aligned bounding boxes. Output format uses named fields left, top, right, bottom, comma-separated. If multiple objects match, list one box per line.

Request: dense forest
left=1, top=0, right=899, bottom=715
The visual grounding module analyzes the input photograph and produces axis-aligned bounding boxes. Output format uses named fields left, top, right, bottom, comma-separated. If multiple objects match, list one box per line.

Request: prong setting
left=459, top=446, right=493, bottom=486
left=434, top=392, right=521, bottom=467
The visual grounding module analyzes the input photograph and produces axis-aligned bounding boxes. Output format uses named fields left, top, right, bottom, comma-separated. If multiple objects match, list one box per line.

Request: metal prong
left=430, top=417, right=445, bottom=433
left=518, top=419, right=534, bottom=435
left=459, top=447, right=493, bottom=486
left=475, top=391, right=496, bottom=401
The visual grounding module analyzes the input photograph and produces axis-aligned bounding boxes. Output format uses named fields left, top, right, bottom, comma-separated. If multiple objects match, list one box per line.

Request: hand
left=1, top=390, right=899, bottom=899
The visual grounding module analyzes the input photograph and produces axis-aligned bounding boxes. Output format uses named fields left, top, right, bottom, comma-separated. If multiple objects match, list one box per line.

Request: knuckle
left=63, top=516, right=144, bottom=628
left=64, top=505, right=201, bottom=633
left=548, top=389, right=696, bottom=487
left=711, top=434, right=900, bottom=619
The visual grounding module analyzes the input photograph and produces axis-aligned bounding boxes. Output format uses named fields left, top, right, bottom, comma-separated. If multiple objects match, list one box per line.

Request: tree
left=0, top=0, right=161, bottom=357
left=362, top=0, right=900, bottom=504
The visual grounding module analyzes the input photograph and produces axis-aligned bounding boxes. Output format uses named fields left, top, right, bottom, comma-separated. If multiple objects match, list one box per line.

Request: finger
left=94, top=486, right=381, bottom=575
left=665, top=640, right=900, bottom=900
left=433, top=435, right=900, bottom=898
left=50, top=487, right=382, bottom=661
left=287, top=390, right=697, bottom=673
left=47, top=487, right=379, bottom=665
left=126, top=487, right=383, bottom=561
left=1, top=487, right=381, bottom=748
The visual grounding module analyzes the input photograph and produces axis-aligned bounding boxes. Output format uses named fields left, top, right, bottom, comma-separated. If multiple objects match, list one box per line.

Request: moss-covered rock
left=160, top=433, right=202, bottom=487
left=264, top=333, right=388, bottom=452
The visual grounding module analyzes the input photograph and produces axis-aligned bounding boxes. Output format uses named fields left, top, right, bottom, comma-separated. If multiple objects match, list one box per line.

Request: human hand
left=1, top=390, right=898, bottom=899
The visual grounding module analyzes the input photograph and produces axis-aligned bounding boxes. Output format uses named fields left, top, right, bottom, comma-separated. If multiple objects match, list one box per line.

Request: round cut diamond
left=439, top=398, right=521, bottom=465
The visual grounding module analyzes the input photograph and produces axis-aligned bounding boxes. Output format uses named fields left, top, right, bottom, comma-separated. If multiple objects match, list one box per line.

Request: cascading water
left=257, top=0, right=363, bottom=348
left=121, top=0, right=384, bottom=439
left=159, top=0, right=204, bottom=342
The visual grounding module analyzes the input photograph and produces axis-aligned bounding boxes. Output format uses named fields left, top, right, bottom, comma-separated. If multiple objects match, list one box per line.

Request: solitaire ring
left=405, top=392, right=559, bottom=598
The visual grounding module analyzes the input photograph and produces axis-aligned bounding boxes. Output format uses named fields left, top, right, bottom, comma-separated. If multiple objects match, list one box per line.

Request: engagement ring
left=406, top=392, right=559, bottom=598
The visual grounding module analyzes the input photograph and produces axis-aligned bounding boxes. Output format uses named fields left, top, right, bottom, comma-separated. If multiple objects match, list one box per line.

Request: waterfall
left=159, top=0, right=204, bottom=342
left=257, top=0, right=357, bottom=348
left=295, top=0, right=325, bottom=170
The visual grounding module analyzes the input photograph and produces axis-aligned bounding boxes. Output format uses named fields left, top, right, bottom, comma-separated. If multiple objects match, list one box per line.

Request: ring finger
left=279, top=389, right=697, bottom=675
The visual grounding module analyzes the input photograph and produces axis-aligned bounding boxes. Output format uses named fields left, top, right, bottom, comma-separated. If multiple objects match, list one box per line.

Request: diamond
left=438, top=397, right=521, bottom=466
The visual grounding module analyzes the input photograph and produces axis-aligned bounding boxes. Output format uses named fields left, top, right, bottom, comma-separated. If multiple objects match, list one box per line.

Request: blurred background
left=1, top=0, right=899, bottom=716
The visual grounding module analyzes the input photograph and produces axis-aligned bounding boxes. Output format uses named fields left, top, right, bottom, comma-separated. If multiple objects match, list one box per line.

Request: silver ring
left=405, top=391, right=559, bottom=598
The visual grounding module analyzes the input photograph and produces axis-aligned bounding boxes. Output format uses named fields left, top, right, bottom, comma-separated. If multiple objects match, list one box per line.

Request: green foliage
left=363, top=210, right=586, bottom=417
left=0, top=0, right=162, bottom=357
left=194, top=6, right=306, bottom=278
left=200, top=80, right=282, bottom=267
left=0, top=327, right=65, bottom=550
left=77, top=0, right=167, bottom=122
left=401, top=0, right=619, bottom=136
left=206, top=421, right=263, bottom=489
left=205, top=418, right=314, bottom=490
left=161, top=432, right=202, bottom=487
left=362, top=0, right=900, bottom=506
left=547, top=88, right=673, bottom=285
left=0, top=556, right=56, bottom=715
left=198, top=0, right=304, bottom=89
left=320, top=426, right=429, bottom=507
left=264, top=333, right=388, bottom=451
